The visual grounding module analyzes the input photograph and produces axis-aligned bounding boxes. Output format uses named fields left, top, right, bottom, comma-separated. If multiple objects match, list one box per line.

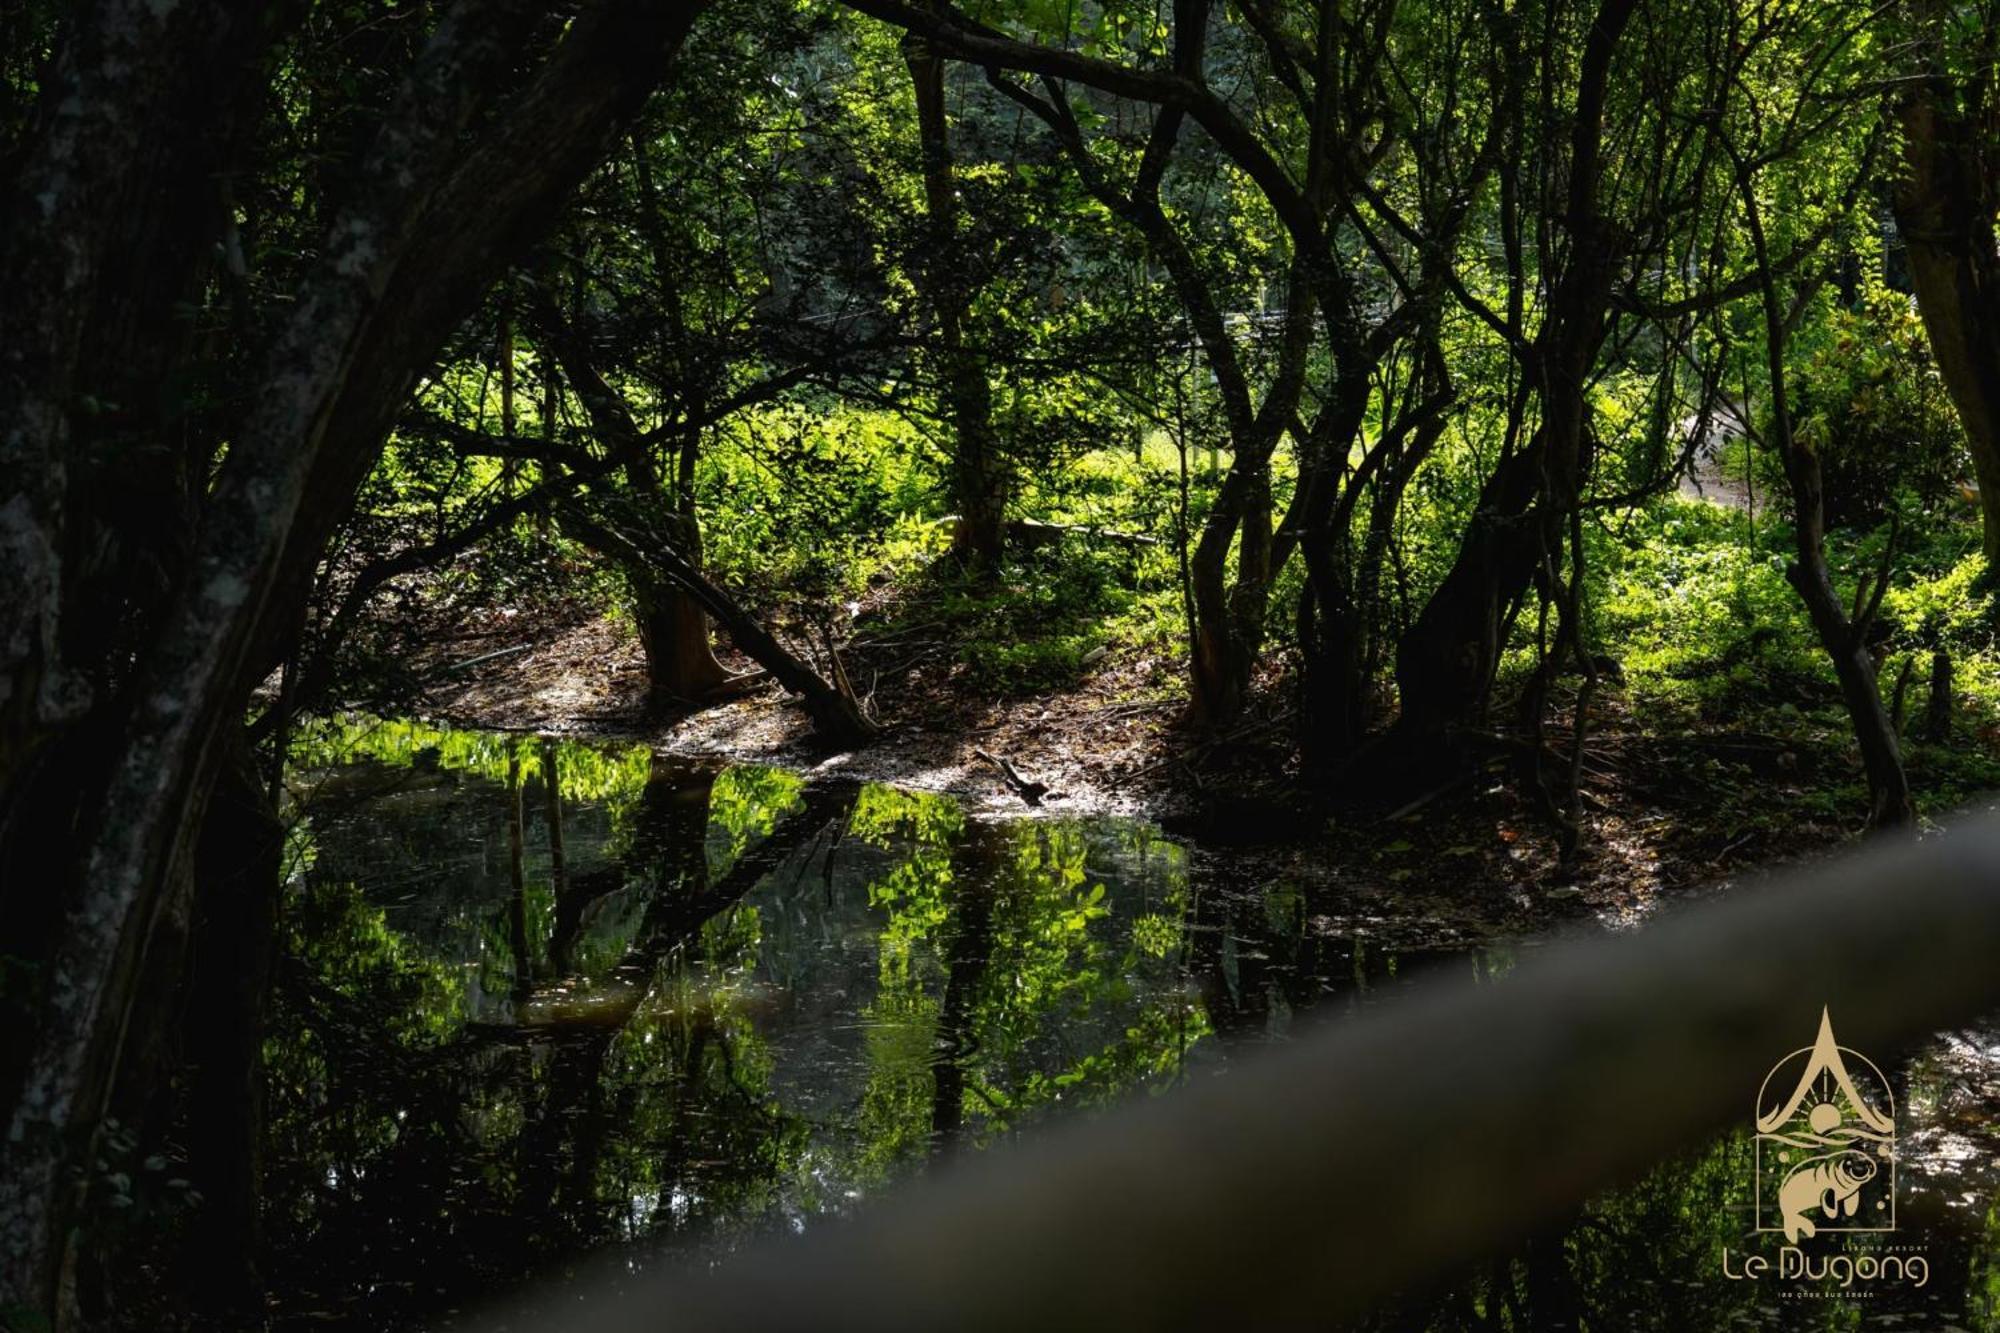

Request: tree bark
left=180, top=732, right=283, bottom=1322
left=929, top=825, right=998, bottom=1156
left=1380, top=0, right=1633, bottom=770
left=982, top=1, right=1332, bottom=727
left=0, top=0, right=274, bottom=809
left=902, top=25, right=1007, bottom=572
left=1388, top=441, right=1551, bottom=748
left=540, top=738, right=568, bottom=901
left=1921, top=647, right=1954, bottom=741
left=1295, top=371, right=1446, bottom=766
left=558, top=505, right=878, bottom=748
left=1891, top=31, right=2000, bottom=568
left=0, top=2, right=712, bottom=1315
left=1737, top=160, right=1913, bottom=829
left=523, top=291, right=739, bottom=706
left=630, top=551, right=734, bottom=705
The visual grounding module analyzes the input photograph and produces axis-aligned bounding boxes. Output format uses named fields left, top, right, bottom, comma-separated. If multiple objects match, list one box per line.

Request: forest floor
left=403, top=588, right=1889, bottom=938
left=415, top=593, right=1183, bottom=814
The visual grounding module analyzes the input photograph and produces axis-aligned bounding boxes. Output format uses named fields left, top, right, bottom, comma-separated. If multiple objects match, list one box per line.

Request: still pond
left=267, top=718, right=2000, bottom=1329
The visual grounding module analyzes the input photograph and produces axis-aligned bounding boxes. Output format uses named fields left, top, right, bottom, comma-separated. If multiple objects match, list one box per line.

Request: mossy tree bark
left=0, top=1, right=711, bottom=1316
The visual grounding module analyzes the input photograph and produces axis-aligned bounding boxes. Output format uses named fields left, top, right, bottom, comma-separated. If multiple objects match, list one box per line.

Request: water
left=270, top=718, right=2000, bottom=1329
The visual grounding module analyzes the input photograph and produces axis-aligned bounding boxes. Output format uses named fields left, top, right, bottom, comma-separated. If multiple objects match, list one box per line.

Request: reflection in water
left=270, top=719, right=2000, bottom=1329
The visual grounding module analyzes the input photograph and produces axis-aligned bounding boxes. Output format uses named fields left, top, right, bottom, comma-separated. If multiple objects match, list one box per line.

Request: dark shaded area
left=208, top=729, right=2000, bottom=1330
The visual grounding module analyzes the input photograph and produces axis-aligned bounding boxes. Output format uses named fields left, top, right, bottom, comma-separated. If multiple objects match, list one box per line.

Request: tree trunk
left=1389, top=441, right=1552, bottom=743
left=929, top=824, right=998, bottom=1157
left=1921, top=646, right=1954, bottom=742
left=1295, top=377, right=1443, bottom=767
left=1188, top=469, right=1260, bottom=726
left=507, top=750, right=534, bottom=999
left=993, top=17, right=1314, bottom=727
left=1892, top=44, right=2000, bottom=569
left=902, top=28, right=1006, bottom=572
left=540, top=738, right=568, bottom=901
left=1738, top=164, right=1914, bottom=829
left=630, top=559, right=733, bottom=705
left=0, top=3, right=712, bottom=1316
left=1376, top=0, right=1632, bottom=783
left=180, top=732, right=283, bottom=1322
left=559, top=504, right=878, bottom=748
left=1783, top=560, right=1915, bottom=828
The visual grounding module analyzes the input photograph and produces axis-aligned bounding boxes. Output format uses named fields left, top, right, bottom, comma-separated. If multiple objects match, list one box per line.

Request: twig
left=1382, top=771, right=1475, bottom=822
left=440, top=642, right=533, bottom=673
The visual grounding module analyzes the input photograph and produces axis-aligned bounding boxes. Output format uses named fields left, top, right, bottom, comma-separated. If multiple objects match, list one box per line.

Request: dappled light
left=10, top=0, right=2000, bottom=1327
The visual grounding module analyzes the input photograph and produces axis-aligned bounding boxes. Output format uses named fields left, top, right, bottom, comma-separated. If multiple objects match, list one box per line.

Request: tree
left=0, top=0, right=711, bottom=1316
left=903, top=23, right=1012, bottom=571
left=1891, top=0, right=2000, bottom=572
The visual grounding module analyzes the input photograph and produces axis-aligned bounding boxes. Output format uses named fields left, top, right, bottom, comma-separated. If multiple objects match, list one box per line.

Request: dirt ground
left=415, top=599, right=1180, bottom=812
left=406, top=598, right=1861, bottom=937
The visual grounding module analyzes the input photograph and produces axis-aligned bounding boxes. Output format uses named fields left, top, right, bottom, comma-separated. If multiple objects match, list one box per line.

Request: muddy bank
left=392, top=608, right=1871, bottom=948
left=411, top=606, right=1190, bottom=818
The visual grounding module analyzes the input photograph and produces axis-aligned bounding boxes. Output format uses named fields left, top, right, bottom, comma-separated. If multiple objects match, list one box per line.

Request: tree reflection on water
left=267, top=718, right=2000, bottom=1330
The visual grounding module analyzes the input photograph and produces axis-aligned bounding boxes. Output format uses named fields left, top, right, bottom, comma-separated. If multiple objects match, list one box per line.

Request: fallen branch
left=705, top=669, right=772, bottom=700
left=973, top=748, right=1051, bottom=805
left=556, top=502, right=877, bottom=748
left=441, top=642, right=533, bottom=674
left=1007, top=517, right=1160, bottom=549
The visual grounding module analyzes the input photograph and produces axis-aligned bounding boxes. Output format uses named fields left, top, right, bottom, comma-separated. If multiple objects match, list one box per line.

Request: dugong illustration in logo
left=1777, top=1150, right=1877, bottom=1242
left=1754, top=1008, right=1896, bottom=1239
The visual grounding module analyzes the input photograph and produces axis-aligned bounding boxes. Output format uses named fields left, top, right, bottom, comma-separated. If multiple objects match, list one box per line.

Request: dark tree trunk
left=540, top=738, right=568, bottom=900
left=1297, top=577, right=1366, bottom=764
left=1189, top=466, right=1277, bottom=725
left=902, top=27, right=1006, bottom=572
left=526, top=298, right=805, bottom=719
left=626, top=489, right=732, bottom=708
left=929, top=824, right=998, bottom=1157
left=1296, top=456, right=1370, bottom=765
left=1781, top=553, right=1913, bottom=827
left=1738, top=163, right=1914, bottom=829
left=1892, top=41, right=2000, bottom=568
left=1295, top=375, right=1445, bottom=767
left=180, top=733, right=283, bottom=1322
left=1377, top=0, right=1632, bottom=786
left=1186, top=884, right=1274, bottom=1048
left=627, top=425, right=731, bottom=703
left=518, top=1029, right=615, bottom=1232
left=1921, top=646, right=1954, bottom=742
left=986, top=2, right=1321, bottom=727
left=0, top=2, right=712, bottom=1315
left=558, top=505, right=877, bottom=748
left=1389, top=441, right=1552, bottom=744
left=633, top=572, right=733, bottom=704
left=1521, top=1225, right=1583, bottom=1332
left=507, top=750, right=535, bottom=998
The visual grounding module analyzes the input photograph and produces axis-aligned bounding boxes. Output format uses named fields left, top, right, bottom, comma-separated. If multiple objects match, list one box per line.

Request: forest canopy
left=5, top=0, right=2000, bottom=1325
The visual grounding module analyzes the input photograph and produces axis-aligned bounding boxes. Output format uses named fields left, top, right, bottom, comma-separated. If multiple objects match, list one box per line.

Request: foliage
left=290, top=713, right=653, bottom=810
left=1789, top=281, right=1973, bottom=531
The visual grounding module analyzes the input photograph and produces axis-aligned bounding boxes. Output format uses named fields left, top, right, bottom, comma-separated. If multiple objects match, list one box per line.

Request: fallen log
left=932, top=515, right=1160, bottom=549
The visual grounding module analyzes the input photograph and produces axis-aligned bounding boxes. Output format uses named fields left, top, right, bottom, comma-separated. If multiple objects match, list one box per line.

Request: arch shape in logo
left=1754, top=1007, right=1896, bottom=1243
